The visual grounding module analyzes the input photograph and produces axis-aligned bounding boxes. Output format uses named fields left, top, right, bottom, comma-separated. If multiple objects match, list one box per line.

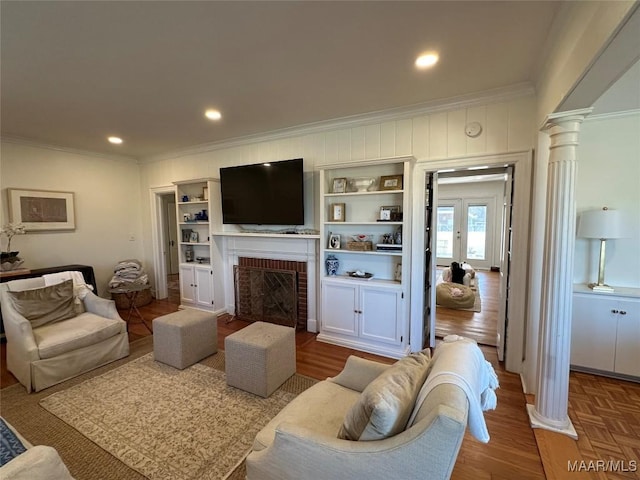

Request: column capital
left=542, top=108, right=594, bottom=132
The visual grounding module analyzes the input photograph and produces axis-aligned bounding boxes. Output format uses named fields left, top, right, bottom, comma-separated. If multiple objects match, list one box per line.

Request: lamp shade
left=577, top=208, right=627, bottom=239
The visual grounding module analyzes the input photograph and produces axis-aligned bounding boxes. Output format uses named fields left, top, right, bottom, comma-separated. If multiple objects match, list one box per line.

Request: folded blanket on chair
left=43, top=271, right=94, bottom=303
left=407, top=335, right=499, bottom=442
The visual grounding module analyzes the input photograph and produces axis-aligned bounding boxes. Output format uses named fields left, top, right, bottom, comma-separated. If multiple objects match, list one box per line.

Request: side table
left=109, top=284, right=151, bottom=332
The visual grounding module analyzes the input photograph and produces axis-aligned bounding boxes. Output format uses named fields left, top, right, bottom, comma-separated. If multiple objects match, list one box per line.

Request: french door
left=436, top=198, right=492, bottom=270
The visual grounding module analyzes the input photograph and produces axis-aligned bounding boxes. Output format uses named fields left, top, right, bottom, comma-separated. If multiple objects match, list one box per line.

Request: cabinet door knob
left=611, top=309, right=619, bottom=314
left=620, top=310, right=627, bottom=315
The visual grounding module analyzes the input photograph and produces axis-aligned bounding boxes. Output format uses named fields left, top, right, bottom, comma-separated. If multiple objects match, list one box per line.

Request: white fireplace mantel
left=215, top=233, right=319, bottom=332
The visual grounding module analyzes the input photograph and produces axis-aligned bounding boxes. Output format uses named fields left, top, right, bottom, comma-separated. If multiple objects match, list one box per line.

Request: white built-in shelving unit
left=317, top=157, right=413, bottom=358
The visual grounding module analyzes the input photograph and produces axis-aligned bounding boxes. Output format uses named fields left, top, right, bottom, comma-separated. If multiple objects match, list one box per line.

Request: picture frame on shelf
left=329, top=203, right=346, bottom=222
left=379, top=174, right=403, bottom=191
left=394, top=263, right=402, bottom=282
left=328, top=233, right=341, bottom=249
left=182, top=229, right=193, bottom=242
left=189, top=231, right=199, bottom=243
left=378, top=205, right=401, bottom=221
left=331, top=177, right=347, bottom=194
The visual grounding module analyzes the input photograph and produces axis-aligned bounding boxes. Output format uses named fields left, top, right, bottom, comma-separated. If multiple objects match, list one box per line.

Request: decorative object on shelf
left=329, top=203, right=346, bottom=222
left=182, top=195, right=189, bottom=202
left=347, top=234, right=373, bottom=251
left=348, top=177, right=376, bottom=192
left=196, top=256, right=210, bottom=264
left=328, top=233, right=341, bottom=249
left=183, top=213, right=193, bottom=222
left=189, top=231, right=200, bottom=243
left=194, top=210, right=208, bottom=221
left=378, top=205, right=401, bottom=221
left=8, top=189, right=75, bottom=231
left=331, top=177, right=347, bottom=194
left=185, top=245, right=194, bottom=262
left=381, top=233, right=394, bottom=244
left=350, top=234, right=372, bottom=242
left=347, top=270, right=373, bottom=279
left=577, top=207, right=628, bottom=292
left=379, top=174, right=403, bottom=191
left=394, top=226, right=402, bottom=245
left=325, top=254, right=339, bottom=276
left=0, top=222, right=26, bottom=271
left=394, top=263, right=402, bottom=282
left=182, top=229, right=193, bottom=242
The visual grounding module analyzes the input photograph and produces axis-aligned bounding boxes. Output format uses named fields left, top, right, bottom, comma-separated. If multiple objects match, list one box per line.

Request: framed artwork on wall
left=8, top=189, right=75, bottom=231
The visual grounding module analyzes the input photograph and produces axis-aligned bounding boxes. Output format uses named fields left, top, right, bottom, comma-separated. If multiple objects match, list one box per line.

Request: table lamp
left=577, top=207, right=626, bottom=292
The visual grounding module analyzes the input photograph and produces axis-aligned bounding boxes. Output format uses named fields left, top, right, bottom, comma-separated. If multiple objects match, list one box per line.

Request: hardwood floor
left=2, top=295, right=639, bottom=478
left=436, top=270, right=499, bottom=347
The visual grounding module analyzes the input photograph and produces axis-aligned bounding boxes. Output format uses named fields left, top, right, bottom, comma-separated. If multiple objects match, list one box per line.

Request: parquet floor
left=2, top=279, right=639, bottom=478
left=436, top=270, right=499, bottom=346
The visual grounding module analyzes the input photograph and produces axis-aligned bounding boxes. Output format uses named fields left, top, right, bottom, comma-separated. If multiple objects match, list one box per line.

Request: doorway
left=410, top=151, right=532, bottom=372
left=434, top=171, right=506, bottom=348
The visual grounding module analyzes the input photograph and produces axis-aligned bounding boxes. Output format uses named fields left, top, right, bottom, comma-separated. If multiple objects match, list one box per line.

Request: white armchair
left=0, top=274, right=129, bottom=393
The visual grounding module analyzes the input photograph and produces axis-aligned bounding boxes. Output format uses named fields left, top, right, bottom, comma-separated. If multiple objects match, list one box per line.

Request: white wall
left=0, top=141, right=145, bottom=294
left=574, top=112, right=640, bottom=288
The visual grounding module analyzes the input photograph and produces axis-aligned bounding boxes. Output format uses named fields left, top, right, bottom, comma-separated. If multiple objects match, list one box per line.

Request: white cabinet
left=173, top=178, right=216, bottom=311
left=179, top=264, right=214, bottom=309
left=320, top=278, right=404, bottom=355
left=317, top=157, right=413, bottom=358
left=571, top=285, right=640, bottom=379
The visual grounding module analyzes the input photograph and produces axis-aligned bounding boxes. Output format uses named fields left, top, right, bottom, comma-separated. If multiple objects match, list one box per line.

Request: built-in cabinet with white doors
left=317, top=157, right=413, bottom=358
left=173, top=178, right=216, bottom=311
left=570, top=285, right=640, bottom=380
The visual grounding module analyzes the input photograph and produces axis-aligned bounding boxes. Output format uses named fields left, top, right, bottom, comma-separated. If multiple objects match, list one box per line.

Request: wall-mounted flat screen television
left=220, top=158, right=304, bottom=225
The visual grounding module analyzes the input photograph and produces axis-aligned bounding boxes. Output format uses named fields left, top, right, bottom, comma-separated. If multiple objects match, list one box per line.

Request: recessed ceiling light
left=263, top=163, right=271, bottom=167
left=108, top=136, right=123, bottom=144
left=205, top=109, right=222, bottom=121
left=415, top=52, right=439, bottom=69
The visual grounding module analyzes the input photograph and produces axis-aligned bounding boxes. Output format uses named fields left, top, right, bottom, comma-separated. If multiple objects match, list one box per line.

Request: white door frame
left=410, top=150, right=532, bottom=374
left=150, top=185, right=177, bottom=300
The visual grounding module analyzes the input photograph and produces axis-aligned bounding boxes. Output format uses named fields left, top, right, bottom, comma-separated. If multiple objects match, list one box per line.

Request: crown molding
left=585, top=108, right=640, bottom=121
left=140, top=82, right=535, bottom=164
left=0, top=135, right=140, bottom=163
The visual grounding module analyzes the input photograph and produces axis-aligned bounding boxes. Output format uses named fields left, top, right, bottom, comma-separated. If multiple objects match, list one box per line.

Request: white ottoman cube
left=153, top=309, right=217, bottom=369
left=225, top=321, right=296, bottom=397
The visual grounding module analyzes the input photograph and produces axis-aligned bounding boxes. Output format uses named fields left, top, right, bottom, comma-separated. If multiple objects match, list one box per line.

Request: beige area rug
left=0, top=337, right=316, bottom=480
left=39, top=353, right=295, bottom=480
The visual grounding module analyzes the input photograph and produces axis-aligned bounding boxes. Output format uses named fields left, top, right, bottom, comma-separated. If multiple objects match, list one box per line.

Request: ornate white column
left=526, top=108, right=592, bottom=439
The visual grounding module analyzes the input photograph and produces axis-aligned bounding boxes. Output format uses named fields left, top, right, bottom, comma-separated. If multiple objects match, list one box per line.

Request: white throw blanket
left=408, top=335, right=499, bottom=443
left=43, top=271, right=94, bottom=304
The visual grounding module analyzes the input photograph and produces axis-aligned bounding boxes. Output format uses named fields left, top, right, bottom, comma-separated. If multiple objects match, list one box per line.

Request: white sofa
left=0, top=274, right=129, bottom=392
left=246, top=337, right=497, bottom=480
left=0, top=417, right=74, bottom=480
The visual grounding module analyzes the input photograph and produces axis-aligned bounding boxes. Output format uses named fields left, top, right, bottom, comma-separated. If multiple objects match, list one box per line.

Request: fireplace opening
left=234, top=257, right=307, bottom=330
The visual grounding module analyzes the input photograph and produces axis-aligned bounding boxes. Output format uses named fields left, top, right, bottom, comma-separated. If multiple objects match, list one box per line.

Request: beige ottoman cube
left=225, top=321, right=296, bottom=397
left=153, top=309, right=217, bottom=369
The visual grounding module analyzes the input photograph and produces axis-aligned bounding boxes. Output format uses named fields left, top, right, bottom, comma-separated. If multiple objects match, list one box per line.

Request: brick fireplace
left=217, top=233, right=318, bottom=332
left=234, top=257, right=307, bottom=330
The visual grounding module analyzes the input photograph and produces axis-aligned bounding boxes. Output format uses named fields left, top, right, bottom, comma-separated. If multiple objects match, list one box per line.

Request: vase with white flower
left=1, top=222, right=26, bottom=271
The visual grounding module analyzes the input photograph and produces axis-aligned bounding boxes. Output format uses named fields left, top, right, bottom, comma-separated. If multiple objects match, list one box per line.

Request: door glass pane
left=466, top=205, right=486, bottom=259
left=437, top=206, right=454, bottom=258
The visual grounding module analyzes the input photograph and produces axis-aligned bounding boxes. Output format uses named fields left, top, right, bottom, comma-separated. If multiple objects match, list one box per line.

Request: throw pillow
left=338, top=350, right=431, bottom=441
left=7, top=279, right=76, bottom=328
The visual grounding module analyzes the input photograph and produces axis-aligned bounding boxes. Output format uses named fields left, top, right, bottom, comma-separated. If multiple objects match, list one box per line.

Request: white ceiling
left=1, top=1, right=565, bottom=160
